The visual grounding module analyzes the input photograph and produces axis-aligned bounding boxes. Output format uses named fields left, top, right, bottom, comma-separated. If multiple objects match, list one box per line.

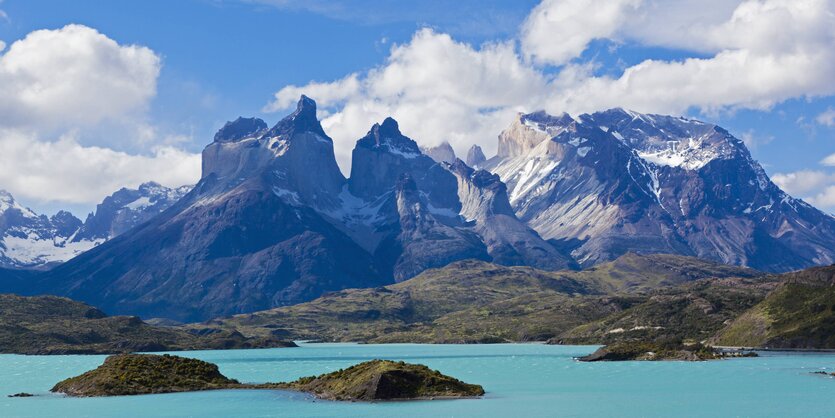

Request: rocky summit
left=11, top=97, right=574, bottom=321
left=4, top=97, right=835, bottom=321
left=485, top=109, right=835, bottom=271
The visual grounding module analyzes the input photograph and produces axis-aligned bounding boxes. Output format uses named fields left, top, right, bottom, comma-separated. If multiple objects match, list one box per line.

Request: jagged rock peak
left=264, top=95, right=328, bottom=139
left=522, top=110, right=575, bottom=128
left=466, top=145, right=486, bottom=167
left=213, top=117, right=268, bottom=143
left=497, top=111, right=574, bottom=158
left=357, top=117, right=421, bottom=157
left=422, top=141, right=456, bottom=163
left=379, top=117, right=401, bottom=136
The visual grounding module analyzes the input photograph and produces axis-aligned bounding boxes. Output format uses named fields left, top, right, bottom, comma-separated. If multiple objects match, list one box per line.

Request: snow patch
left=2, top=235, right=100, bottom=265
left=124, top=196, right=152, bottom=210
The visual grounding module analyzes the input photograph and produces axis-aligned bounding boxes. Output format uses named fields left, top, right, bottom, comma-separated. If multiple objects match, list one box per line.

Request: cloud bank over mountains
left=1, top=0, right=834, bottom=213
left=265, top=0, right=835, bottom=211
left=0, top=25, right=200, bottom=208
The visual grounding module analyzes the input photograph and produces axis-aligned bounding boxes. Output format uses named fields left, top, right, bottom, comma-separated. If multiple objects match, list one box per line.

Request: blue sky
left=0, top=0, right=833, bottom=215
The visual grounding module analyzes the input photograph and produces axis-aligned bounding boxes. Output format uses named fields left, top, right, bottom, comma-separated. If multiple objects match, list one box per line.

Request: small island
left=276, top=359, right=485, bottom=401
left=51, top=354, right=246, bottom=396
left=578, top=340, right=758, bottom=362
left=49, top=354, right=484, bottom=402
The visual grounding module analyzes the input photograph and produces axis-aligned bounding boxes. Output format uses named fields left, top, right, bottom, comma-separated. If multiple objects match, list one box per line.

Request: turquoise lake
left=3, top=343, right=835, bottom=417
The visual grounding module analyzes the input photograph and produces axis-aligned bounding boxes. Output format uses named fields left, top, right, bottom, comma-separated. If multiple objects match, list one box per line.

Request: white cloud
left=520, top=0, right=641, bottom=65
left=772, top=170, right=835, bottom=195
left=0, top=24, right=160, bottom=131
left=817, top=107, right=835, bottom=127
left=0, top=25, right=202, bottom=209
left=265, top=0, right=835, bottom=174
left=740, top=130, right=774, bottom=151
left=265, top=29, right=547, bottom=170
left=0, top=40, right=5, bottom=52
left=540, top=0, right=835, bottom=115
left=822, top=153, right=835, bottom=166
left=808, top=186, right=835, bottom=211
left=0, top=129, right=200, bottom=205
left=772, top=169, right=835, bottom=213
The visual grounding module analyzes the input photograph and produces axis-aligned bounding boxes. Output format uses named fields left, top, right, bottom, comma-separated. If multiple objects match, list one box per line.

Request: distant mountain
left=485, top=109, right=835, bottom=272
left=0, top=183, right=190, bottom=269
left=7, top=97, right=835, bottom=321
left=465, top=144, right=486, bottom=168
left=0, top=190, right=90, bottom=268
left=74, top=182, right=192, bottom=242
left=421, top=141, right=456, bottom=163
left=29, top=98, right=387, bottom=321
left=17, top=98, right=572, bottom=321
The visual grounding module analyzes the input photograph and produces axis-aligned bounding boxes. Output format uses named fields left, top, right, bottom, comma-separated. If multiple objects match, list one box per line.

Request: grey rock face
left=447, top=160, right=576, bottom=270
left=465, top=145, right=486, bottom=167
left=421, top=141, right=456, bottom=163
left=389, top=174, right=490, bottom=281
left=213, top=117, right=267, bottom=142
left=486, top=109, right=835, bottom=271
left=344, top=117, right=574, bottom=281
left=28, top=97, right=385, bottom=321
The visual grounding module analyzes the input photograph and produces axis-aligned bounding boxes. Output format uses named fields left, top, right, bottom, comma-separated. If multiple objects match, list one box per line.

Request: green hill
left=557, top=276, right=778, bottom=345
left=195, top=254, right=759, bottom=343
left=712, top=265, right=835, bottom=348
left=0, top=294, right=295, bottom=354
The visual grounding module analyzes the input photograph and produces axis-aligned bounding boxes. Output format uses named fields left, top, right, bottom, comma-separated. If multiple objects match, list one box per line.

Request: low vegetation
left=277, top=359, right=485, bottom=401
left=51, top=354, right=245, bottom=396
left=50, top=354, right=484, bottom=401
left=713, top=265, right=835, bottom=349
left=578, top=340, right=756, bottom=362
left=557, top=276, right=778, bottom=345
left=194, top=254, right=758, bottom=344
left=0, top=294, right=295, bottom=354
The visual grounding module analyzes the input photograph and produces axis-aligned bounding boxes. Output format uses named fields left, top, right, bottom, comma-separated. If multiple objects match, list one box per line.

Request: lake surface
left=3, top=343, right=835, bottom=417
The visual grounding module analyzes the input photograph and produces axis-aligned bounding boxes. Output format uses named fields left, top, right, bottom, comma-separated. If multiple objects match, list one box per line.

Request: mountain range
left=0, top=183, right=190, bottom=269
left=2, top=95, right=834, bottom=321
left=486, top=109, right=835, bottom=271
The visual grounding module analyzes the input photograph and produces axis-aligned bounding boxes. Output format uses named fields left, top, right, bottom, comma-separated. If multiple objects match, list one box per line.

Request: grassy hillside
left=195, top=254, right=759, bottom=343
left=712, top=265, right=835, bottom=348
left=0, top=294, right=295, bottom=354
left=558, top=276, right=778, bottom=345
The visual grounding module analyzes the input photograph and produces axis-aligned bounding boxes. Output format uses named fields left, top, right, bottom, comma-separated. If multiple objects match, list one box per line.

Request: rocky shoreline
left=578, top=341, right=758, bottom=362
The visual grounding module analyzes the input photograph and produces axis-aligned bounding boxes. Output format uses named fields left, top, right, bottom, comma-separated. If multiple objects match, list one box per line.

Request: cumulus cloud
left=0, top=25, right=201, bottom=209
left=0, top=24, right=160, bottom=131
left=0, top=129, right=200, bottom=205
left=772, top=169, right=835, bottom=213
left=772, top=170, right=835, bottom=195
left=822, top=153, right=835, bottom=166
left=817, top=107, right=835, bottom=127
left=521, top=0, right=641, bottom=65
left=808, top=186, right=835, bottom=212
left=265, top=0, right=835, bottom=174
left=265, top=29, right=546, bottom=169
left=540, top=0, right=835, bottom=115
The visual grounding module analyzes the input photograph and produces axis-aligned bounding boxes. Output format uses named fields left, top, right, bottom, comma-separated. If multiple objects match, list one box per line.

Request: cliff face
left=486, top=109, right=835, bottom=271
left=30, top=97, right=385, bottom=321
